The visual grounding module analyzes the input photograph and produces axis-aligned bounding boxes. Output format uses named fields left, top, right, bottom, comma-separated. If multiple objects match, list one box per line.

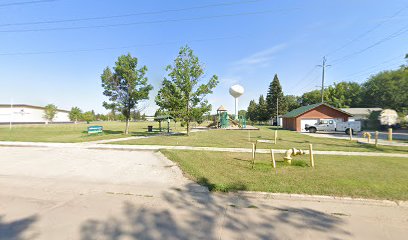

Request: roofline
left=283, top=103, right=353, bottom=118
left=0, top=104, right=70, bottom=113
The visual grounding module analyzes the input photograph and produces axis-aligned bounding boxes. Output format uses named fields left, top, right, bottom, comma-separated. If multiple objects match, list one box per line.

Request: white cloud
left=232, top=43, right=288, bottom=67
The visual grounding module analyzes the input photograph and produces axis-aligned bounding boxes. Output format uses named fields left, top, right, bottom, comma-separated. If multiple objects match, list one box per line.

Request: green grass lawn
left=115, top=126, right=408, bottom=153
left=161, top=150, right=408, bottom=200
left=0, top=121, right=172, bottom=143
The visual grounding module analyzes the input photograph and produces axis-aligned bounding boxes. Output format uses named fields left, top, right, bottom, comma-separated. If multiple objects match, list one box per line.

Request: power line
left=13, top=10, right=290, bottom=34
left=290, top=67, right=321, bottom=94
left=0, top=9, right=295, bottom=33
left=325, top=5, right=408, bottom=57
left=330, top=23, right=408, bottom=65
left=288, top=65, right=317, bottom=90
left=0, top=35, right=241, bottom=56
left=341, top=61, right=404, bottom=82
left=0, top=0, right=266, bottom=27
left=0, top=0, right=55, bottom=7
left=340, top=55, right=404, bottom=79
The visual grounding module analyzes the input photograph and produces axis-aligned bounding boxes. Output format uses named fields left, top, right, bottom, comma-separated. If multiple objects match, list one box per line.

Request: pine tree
left=266, top=74, right=287, bottom=119
left=257, top=95, right=269, bottom=123
left=246, top=99, right=258, bottom=122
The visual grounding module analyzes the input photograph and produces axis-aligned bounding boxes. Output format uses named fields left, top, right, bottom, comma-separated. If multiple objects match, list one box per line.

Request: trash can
left=148, top=126, right=153, bottom=132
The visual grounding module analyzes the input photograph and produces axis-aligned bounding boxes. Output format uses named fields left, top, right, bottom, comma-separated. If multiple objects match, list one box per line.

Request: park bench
left=88, top=126, right=103, bottom=135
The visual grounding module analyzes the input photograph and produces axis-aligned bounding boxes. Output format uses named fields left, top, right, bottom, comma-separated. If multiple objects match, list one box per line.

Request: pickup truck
left=305, top=119, right=361, bottom=134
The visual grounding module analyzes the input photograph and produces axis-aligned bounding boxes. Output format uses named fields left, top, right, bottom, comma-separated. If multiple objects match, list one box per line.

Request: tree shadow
left=0, top=215, right=38, bottom=240
left=80, top=181, right=351, bottom=240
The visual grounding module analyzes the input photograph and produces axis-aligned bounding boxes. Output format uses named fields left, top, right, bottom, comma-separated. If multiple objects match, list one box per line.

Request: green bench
left=88, top=126, right=103, bottom=135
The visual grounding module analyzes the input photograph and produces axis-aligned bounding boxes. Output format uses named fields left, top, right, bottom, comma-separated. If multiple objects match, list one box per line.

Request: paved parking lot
left=1, top=146, right=407, bottom=240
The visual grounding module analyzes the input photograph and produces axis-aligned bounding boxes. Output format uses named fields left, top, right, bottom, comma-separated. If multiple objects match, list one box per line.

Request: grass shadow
left=197, top=177, right=247, bottom=192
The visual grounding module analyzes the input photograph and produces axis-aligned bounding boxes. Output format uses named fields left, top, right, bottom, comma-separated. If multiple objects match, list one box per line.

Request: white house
left=0, top=104, right=71, bottom=124
left=340, top=108, right=382, bottom=120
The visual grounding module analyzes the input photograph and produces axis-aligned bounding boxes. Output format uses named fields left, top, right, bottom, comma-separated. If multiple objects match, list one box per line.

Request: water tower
left=229, top=84, right=244, bottom=119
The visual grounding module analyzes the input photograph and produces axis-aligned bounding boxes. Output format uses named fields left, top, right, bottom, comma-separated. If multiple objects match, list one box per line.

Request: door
left=318, top=119, right=335, bottom=131
left=300, top=119, right=319, bottom=132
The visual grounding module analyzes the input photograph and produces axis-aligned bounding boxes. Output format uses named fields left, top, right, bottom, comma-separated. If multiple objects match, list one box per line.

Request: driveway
left=1, top=146, right=407, bottom=240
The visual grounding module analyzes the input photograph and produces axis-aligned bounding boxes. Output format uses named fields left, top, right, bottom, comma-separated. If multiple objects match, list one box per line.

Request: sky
left=0, top=0, right=407, bottom=115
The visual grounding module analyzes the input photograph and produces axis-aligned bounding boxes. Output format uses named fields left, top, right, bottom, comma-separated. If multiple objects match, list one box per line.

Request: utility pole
left=317, top=57, right=331, bottom=103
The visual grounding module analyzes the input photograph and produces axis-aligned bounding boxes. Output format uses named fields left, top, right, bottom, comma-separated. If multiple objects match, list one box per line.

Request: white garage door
left=300, top=119, right=319, bottom=132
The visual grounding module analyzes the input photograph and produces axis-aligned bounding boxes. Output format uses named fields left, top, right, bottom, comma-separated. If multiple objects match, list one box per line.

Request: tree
left=43, top=104, right=58, bottom=122
left=155, top=46, right=218, bottom=135
left=325, top=82, right=362, bottom=108
left=247, top=100, right=258, bottom=122
left=361, top=67, right=408, bottom=112
left=101, top=53, right=153, bottom=134
left=257, top=95, right=269, bottom=123
left=284, top=95, right=300, bottom=112
left=266, top=74, right=287, bottom=118
left=132, top=110, right=142, bottom=121
left=238, top=109, right=247, bottom=117
left=299, top=90, right=322, bottom=106
left=82, top=111, right=94, bottom=124
left=69, top=107, right=82, bottom=122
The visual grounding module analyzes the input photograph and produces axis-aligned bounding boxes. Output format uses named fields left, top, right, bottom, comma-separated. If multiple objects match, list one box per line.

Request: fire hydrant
left=283, top=148, right=305, bottom=164
left=363, top=132, right=371, bottom=143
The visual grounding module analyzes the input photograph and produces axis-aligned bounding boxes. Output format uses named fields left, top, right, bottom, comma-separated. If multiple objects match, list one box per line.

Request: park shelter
left=154, top=115, right=173, bottom=132
left=282, top=103, right=353, bottom=132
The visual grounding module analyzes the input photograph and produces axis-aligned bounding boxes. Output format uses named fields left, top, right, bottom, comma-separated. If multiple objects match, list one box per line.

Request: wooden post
left=375, top=131, right=379, bottom=147
left=388, top=128, right=392, bottom=142
left=274, top=130, right=278, bottom=144
left=251, top=143, right=255, bottom=169
left=270, top=149, right=276, bottom=169
left=309, top=144, right=315, bottom=168
left=349, top=128, right=352, bottom=141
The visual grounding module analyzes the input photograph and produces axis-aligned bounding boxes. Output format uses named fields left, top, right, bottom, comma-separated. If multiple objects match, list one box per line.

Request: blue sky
left=0, top=0, right=407, bottom=115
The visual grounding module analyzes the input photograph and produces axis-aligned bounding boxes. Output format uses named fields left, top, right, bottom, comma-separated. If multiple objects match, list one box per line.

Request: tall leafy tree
left=101, top=53, right=153, bottom=134
left=246, top=99, right=258, bottom=122
left=299, top=90, right=322, bottom=106
left=361, top=67, right=408, bottom=112
left=69, top=107, right=82, bottom=122
left=266, top=74, right=287, bottom=118
left=82, top=111, right=95, bottom=124
left=325, top=82, right=362, bottom=108
left=257, top=95, right=269, bottom=123
left=43, top=104, right=58, bottom=122
left=156, top=46, right=218, bottom=135
left=284, top=95, right=300, bottom=111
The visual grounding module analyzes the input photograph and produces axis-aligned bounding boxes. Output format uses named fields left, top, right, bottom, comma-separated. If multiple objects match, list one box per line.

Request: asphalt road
left=0, top=146, right=407, bottom=240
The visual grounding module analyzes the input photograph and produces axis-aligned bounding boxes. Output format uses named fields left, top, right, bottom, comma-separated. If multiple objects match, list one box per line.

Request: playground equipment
left=215, top=105, right=247, bottom=129
left=229, top=84, right=244, bottom=119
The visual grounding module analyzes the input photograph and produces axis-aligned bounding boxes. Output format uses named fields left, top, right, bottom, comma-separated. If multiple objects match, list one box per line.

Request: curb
left=236, top=191, right=408, bottom=207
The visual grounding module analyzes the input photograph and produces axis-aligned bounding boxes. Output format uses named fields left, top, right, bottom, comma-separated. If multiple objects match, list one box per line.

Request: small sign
left=88, top=126, right=103, bottom=134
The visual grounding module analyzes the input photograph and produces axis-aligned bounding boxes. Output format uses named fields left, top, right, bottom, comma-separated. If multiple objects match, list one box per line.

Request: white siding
left=0, top=106, right=70, bottom=123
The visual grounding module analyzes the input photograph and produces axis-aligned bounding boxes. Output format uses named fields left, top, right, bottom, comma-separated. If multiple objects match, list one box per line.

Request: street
left=0, top=146, right=407, bottom=240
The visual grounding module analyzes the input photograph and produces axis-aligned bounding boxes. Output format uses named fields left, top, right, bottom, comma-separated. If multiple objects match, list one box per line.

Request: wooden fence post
left=388, top=128, right=392, bottom=142
left=251, top=143, right=255, bottom=169
left=274, top=130, right=278, bottom=144
left=309, top=144, right=315, bottom=168
left=270, top=149, right=276, bottom=169
left=349, top=128, right=352, bottom=141
left=375, top=131, right=379, bottom=147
